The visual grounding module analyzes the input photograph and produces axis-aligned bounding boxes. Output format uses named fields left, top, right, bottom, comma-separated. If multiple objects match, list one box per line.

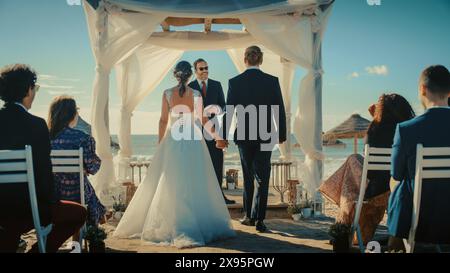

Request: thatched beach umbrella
left=323, top=114, right=371, bottom=154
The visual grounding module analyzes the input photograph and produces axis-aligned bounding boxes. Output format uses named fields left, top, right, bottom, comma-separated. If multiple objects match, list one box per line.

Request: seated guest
left=47, top=96, right=106, bottom=226
left=388, top=65, right=450, bottom=251
left=320, top=93, right=415, bottom=245
left=0, top=64, right=87, bottom=253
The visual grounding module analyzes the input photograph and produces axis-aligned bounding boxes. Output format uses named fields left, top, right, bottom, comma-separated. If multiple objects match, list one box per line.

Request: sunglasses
left=198, top=66, right=209, bottom=72
left=32, top=84, right=40, bottom=93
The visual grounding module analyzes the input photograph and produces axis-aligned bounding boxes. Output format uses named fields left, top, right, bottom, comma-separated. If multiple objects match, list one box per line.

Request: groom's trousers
left=238, top=143, right=272, bottom=221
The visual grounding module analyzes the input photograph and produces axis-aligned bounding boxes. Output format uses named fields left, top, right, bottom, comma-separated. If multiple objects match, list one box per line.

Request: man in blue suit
left=388, top=65, right=450, bottom=251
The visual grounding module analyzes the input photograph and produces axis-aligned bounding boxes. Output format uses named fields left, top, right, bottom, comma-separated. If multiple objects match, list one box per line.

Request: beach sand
left=20, top=187, right=389, bottom=253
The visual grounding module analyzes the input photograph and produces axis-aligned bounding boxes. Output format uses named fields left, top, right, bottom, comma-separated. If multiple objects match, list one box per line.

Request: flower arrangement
left=112, top=195, right=127, bottom=212
left=287, top=204, right=302, bottom=215
left=328, top=223, right=351, bottom=239
left=85, top=225, right=107, bottom=253
left=328, top=222, right=351, bottom=253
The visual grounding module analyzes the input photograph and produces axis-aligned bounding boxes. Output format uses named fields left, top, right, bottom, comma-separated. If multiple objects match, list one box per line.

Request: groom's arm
left=273, top=78, right=287, bottom=143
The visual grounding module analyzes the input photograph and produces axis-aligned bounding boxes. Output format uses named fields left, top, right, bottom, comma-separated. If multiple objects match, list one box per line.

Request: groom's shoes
left=256, top=220, right=268, bottom=233
left=240, top=217, right=256, bottom=226
left=225, top=198, right=236, bottom=205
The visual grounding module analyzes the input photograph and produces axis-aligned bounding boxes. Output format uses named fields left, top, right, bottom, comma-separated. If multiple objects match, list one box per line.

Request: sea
left=111, top=134, right=366, bottom=180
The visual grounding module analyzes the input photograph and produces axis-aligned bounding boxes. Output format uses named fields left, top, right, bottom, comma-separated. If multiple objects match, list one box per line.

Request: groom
left=218, top=46, right=287, bottom=232
left=189, top=59, right=236, bottom=205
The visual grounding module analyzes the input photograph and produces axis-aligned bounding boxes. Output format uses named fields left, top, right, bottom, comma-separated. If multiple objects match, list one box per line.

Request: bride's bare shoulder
left=163, top=86, right=178, bottom=101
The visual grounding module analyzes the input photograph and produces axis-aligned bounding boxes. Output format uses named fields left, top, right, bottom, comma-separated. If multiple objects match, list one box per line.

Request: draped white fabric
left=110, top=0, right=318, bottom=17
left=83, top=1, right=166, bottom=200
left=82, top=0, right=334, bottom=198
left=115, top=45, right=183, bottom=180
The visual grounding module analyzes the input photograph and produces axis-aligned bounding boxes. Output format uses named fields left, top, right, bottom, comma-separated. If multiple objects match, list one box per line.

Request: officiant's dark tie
left=201, top=81, right=207, bottom=98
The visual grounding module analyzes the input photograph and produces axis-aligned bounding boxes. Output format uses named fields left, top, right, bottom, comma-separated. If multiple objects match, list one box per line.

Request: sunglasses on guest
left=32, top=84, right=40, bottom=93
left=198, top=66, right=208, bottom=72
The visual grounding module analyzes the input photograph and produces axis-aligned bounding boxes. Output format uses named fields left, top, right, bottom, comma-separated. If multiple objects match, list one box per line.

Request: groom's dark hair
left=193, top=58, right=207, bottom=70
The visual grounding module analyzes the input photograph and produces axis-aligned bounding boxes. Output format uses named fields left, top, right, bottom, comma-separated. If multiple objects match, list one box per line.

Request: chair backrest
left=407, top=144, right=450, bottom=251
left=0, top=146, right=43, bottom=238
left=51, top=148, right=85, bottom=206
left=353, top=145, right=392, bottom=251
left=363, top=145, right=392, bottom=172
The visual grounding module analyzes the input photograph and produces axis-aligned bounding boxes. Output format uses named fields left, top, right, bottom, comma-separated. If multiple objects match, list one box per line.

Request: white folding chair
left=351, top=144, right=392, bottom=252
left=404, top=144, right=450, bottom=253
left=51, top=148, right=86, bottom=249
left=0, top=145, right=53, bottom=253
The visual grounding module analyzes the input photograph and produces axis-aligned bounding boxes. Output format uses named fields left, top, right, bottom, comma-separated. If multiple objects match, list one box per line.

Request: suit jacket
left=388, top=107, right=450, bottom=243
left=222, top=69, right=287, bottom=145
left=0, top=103, right=58, bottom=221
left=188, top=79, right=226, bottom=111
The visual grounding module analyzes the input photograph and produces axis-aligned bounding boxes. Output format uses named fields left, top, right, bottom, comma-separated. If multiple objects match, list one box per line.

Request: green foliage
left=85, top=225, right=107, bottom=243
left=328, top=223, right=351, bottom=239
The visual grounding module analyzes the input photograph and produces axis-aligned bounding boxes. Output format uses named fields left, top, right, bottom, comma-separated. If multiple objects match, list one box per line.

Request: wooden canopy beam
left=160, top=20, right=170, bottom=32
left=162, top=17, right=241, bottom=27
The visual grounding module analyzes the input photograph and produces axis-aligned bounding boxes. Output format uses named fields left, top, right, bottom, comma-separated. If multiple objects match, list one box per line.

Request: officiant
left=189, top=59, right=236, bottom=205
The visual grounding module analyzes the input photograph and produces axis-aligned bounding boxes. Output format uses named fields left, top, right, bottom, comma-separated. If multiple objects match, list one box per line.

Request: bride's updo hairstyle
left=174, top=61, right=193, bottom=97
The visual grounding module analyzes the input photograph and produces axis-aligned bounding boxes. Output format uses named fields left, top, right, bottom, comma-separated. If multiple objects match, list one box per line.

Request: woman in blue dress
left=47, top=95, right=106, bottom=225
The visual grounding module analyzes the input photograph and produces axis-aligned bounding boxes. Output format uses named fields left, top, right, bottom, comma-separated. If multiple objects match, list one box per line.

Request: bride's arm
left=158, top=93, right=169, bottom=143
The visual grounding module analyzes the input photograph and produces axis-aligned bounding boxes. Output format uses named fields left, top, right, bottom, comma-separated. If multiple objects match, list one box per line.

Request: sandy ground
left=21, top=187, right=391, bottom=253
left=100, top=195, right=390, bottom=253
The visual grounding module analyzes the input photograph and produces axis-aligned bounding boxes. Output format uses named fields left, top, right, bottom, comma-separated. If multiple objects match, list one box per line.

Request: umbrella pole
left=354, top=136, right=358, bottom=154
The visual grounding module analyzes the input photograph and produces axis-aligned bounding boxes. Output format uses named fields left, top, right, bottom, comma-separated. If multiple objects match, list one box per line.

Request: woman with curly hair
left=320, top=93, right=415, bottom=245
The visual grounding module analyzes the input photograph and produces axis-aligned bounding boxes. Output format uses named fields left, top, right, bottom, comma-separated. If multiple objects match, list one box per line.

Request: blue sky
left=0, top=0, right=449, bottom=134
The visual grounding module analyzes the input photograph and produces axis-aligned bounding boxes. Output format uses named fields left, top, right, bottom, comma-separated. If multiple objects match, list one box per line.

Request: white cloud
left=47, top=90, right=86, bottom=95
left=348, top=72, right=359, bottom=79
left=365, top=65, right=389, bottom=76
left=39, top=74, right=79, bottom=82
left=40, top=84, right=74, bottom=90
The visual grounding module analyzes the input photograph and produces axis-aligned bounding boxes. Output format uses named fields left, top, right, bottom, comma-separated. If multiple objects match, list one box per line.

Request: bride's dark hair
left=173, top=61, right=192, bottom=97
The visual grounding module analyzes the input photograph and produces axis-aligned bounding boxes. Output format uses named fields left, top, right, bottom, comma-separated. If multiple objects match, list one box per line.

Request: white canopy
left=82, top=0, right=334, bottom=201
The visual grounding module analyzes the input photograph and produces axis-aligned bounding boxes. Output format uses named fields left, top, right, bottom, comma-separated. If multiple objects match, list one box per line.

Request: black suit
left=223, top=69, right=286, bottom=221
left=0, top=103, right=58, bottom=221
left=189, top=79, right=226, bottom=193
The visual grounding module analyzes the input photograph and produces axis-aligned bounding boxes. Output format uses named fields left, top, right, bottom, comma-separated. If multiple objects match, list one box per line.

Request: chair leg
left=37, top=234, right=46, bottom=253
left=403, top=238, right=413, bottom=253
left=356, top=225, right=365, bottom=252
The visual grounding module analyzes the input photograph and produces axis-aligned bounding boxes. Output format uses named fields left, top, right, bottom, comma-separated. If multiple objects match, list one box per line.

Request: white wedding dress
left=113, top=88, right=235, bottom=248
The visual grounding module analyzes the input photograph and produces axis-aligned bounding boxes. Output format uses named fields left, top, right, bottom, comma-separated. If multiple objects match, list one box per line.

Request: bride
left=113, top=61, right=235, bottom=248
